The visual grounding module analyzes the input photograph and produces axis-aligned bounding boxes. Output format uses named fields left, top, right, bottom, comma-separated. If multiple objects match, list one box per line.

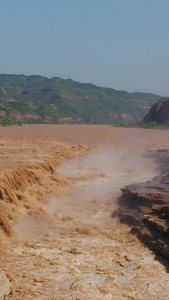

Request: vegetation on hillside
left=0, top=74, right=161, bottom=125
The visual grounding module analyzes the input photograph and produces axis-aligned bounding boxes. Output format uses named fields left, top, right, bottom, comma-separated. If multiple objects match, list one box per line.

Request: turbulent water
left=0, top=125, right=169, bottom=299
left=4, top=147, right=169, bottom=299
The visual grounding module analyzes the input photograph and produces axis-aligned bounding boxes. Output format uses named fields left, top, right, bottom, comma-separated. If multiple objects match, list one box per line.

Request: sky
left=0, top=0, right=169, bottom=96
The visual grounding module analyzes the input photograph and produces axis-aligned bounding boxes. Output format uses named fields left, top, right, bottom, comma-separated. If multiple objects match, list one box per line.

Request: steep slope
left=143, top=97, right=169, bottom=125
left=0, top=74, right=161, bottom=124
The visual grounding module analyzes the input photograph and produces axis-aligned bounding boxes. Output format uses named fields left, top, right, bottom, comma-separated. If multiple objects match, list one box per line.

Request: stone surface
left=143, top=98, right=169, bottom=124
left=114, top=149, right=169, bottom=263
left=0, top=271, right=11, bottom=300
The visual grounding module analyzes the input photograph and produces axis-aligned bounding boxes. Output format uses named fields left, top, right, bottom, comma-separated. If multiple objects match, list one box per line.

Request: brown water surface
left=0, top=125, right=169, bottom=299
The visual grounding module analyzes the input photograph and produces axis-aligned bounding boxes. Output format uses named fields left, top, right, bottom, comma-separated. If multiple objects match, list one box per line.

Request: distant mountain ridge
left=0, top=74, right=161, bottom=124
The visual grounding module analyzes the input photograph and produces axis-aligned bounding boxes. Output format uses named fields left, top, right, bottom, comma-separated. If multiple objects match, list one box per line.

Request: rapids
left=0, top=125, right=169, bottom=299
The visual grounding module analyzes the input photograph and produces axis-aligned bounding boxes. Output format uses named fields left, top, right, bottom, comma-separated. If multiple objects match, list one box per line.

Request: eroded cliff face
left=114, top=149, right=169, bottom=263
left=143, top=98, right=169, bottom=124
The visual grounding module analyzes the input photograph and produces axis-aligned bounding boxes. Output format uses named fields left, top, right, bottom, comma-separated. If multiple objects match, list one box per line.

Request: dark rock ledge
left=113, top=149, right=169, bottom=264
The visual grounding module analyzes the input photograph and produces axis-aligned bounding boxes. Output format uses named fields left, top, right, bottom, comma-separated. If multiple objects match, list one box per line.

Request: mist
left=11, top=146, right=159, bottom=241
left=5, top=128, right=169, bottom=300
left=43, top=147, right=159, bottom=220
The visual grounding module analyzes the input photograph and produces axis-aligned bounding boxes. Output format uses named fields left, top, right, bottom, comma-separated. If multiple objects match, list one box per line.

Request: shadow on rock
left=112, top=172, right=169, bottom=272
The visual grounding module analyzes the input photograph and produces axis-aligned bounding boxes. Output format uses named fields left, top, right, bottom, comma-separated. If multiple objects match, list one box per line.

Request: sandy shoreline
left=0, top=125, right=169, bottom=299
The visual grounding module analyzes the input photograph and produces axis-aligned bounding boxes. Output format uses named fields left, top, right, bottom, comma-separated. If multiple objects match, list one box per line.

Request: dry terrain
left=0, top=125, right=169, bottom=299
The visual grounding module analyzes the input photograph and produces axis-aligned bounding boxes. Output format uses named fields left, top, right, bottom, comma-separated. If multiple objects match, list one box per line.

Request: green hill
left=0, top=74, right=161, bottom=124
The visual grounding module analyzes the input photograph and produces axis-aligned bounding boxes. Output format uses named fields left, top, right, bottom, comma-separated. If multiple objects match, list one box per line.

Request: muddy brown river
left=0, top=125, right=169, bottom=299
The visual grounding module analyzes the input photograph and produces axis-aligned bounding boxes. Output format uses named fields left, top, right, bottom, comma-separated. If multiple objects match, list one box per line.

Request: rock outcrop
left=143, top=97, right=169, bottom=124
left=113, top=149, right=169, bottom=263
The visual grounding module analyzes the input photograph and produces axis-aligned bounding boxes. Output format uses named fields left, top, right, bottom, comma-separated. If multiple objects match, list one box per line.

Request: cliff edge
left=114, top=149, right=169, bottom=263
left=143, top=97, right=169, bottom=125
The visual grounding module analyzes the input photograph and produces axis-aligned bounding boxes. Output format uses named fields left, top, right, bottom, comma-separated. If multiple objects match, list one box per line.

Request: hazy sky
left=1, top=0, right=169, bottom=96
